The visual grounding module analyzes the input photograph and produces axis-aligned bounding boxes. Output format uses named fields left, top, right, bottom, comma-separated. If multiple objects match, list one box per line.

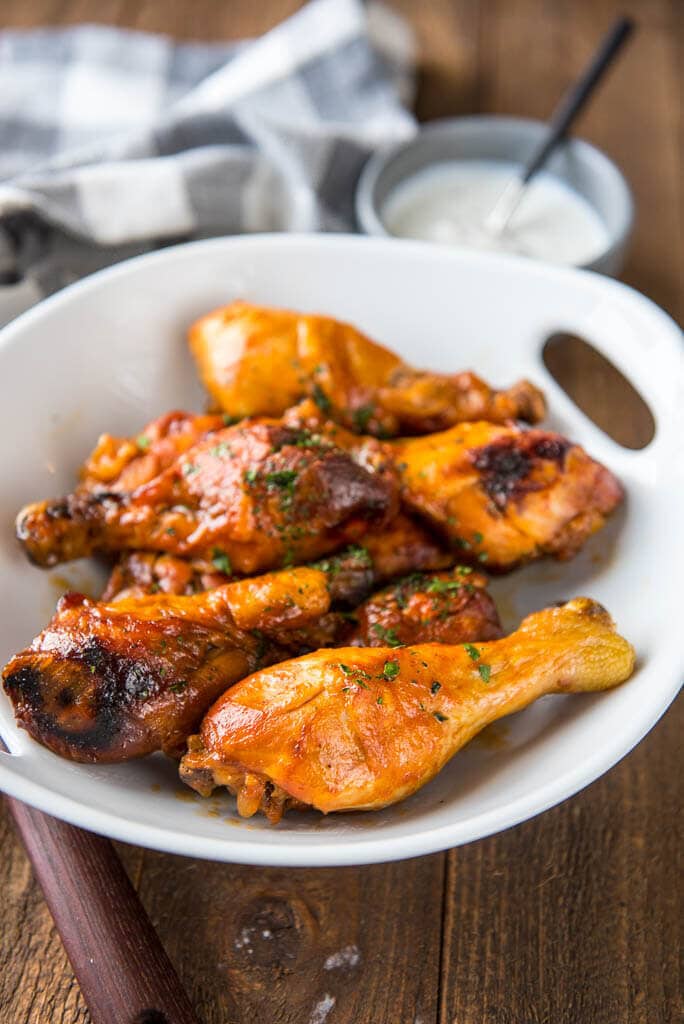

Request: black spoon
left=485, top=15, right=635, bottom=235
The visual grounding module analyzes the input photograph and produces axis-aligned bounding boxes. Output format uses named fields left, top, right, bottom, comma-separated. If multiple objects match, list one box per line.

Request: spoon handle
left=522, top=16, right=635, bottom=184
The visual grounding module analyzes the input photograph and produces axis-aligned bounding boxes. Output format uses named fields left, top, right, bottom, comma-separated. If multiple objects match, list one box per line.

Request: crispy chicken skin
left=180, top=599, right=635, bottom=820
left=188, top=301, right=546, bottom=434
left=393, top=422, right=624, bottom=569
left=80, top=410, right=229, bottom=494
left=2, top=553, right=375, bottom=763
left=346, top=567, right=502, bottom=647
left=101, top=551, right=235, bottom=601
left=101, top=513, right=452, bottom=601
left=4, top=553, right=501, bottom=763
left=285, top=401, right=624, bottom=571
left=16, top=417, right=395, bottom=572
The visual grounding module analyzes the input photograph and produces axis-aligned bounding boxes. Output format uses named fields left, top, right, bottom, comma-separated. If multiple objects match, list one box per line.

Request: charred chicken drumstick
left=3, top=548, right=499, bottom=763
left=2, top=553, right=372, bottom=763
left=287, top=402, right=624, bottom=570
left=180, top=599, right=635, bottom=821
left=16, top=403, right=621, bottom=574
left=16, top=417, right=396, bottom=572
left=188, top=301, right=546, bottom=434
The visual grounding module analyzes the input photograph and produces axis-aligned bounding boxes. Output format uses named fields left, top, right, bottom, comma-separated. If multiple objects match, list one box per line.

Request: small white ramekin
left=355, top=115, right=634, bottom=276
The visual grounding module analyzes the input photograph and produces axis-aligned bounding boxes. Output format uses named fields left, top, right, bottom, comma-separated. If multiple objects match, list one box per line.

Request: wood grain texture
left=7, top=799, right=200, bottom=1024
left=0, top=1, right=681, bottom=1023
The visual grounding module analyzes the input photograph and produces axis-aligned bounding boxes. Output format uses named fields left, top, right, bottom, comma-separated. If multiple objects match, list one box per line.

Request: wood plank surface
left=0, top=2, right=681, bottom=1023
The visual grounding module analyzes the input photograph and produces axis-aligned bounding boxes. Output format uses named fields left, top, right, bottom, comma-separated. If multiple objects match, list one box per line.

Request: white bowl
left=0, top=235, right=680, bottom=866
left=356, top=116, right=634, bottom=276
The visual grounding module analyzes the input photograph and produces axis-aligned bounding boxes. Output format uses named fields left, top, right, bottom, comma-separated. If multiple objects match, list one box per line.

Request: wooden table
left=1, top=2, right=681, bottom=1022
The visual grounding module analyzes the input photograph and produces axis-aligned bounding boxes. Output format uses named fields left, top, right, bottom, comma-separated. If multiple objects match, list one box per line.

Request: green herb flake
left=430, top=680, right=441, bottom=694
left=210, top=442, right=231, bottom=458
left=457, top=566, right=473, bottom=576
left=311, top=382, right=332, bottom=414
left=265, top=469, right=297, bottom=490
left=433, top=711, right=448, bottom=723
left=211, top=548, right=232, bottom=575
left=425, top=577, right=462, bottom=595
left=473, top=531, right=484, bottom=544
left=183, top=462, right=200, bottom=476
left=382, top=659, right=400, bottom=681
left=166, top=527, right=176, bottom=536
left=244, top=468, right=258, bottom=484
left=351, top=404, right=375, bottom=432
left=169, top=680, right=188, bottom=694
left=478, top=663, right=492, bottom=683
left=339, top=663, right=353, bottom=675
left=222, top=413, right=240, bottom=426
left=372, top=623, right=402, bottom=647
left=136, top=434, right=151, bottom=449
left=464, top=643, right=481, bottom=661
left=347, top=544, right=372, bottom=567
left=376, top=694, right=384, bottom=705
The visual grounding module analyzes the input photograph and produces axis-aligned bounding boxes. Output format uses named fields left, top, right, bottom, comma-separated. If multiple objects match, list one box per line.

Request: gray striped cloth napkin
left=0, top=0, right=415, bottom=310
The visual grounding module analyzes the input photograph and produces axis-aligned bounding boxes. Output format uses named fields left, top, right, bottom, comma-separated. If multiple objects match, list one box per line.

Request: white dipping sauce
left=382, top=160, right=609, bottom=266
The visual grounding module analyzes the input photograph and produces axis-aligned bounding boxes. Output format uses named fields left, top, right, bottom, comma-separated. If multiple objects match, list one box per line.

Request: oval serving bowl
left=0, top=235, right=681, bottom=867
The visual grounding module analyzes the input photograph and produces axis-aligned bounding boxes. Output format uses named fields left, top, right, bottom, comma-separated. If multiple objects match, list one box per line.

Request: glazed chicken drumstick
left=16, top=401, right=622, bottom=574
left=189, top=301, right=546, bottom=434
left=100, top=512, right=452, bottom=601
left=180, top=599, right=635, bottom=821
left=287, top=401, right=624, bottom=570
left=3, top=547, right=500, bottom=763
left=16, top=416, right=396, bottom=572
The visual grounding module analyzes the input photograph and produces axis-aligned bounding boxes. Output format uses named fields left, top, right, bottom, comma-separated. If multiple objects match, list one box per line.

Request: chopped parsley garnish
left=244, top=468, right=258, bottom=484
left=211, top=548, right=232, bottom=574
left=430, top=680, right=441, bottom=694
left=347, top=544, right=372, bottom=567
left=478, top=552, right=489, bottom=563
left=169, top=680, right=188, bottom=693
left=209, top=442, right=231, bottom=458
left=457, top=566, right=473, bottom=576
left=222, top=413, right=240, bottom=426
left=311, top=382, right=332, bottom=413
left=464, top=643, right=481, bottom=661
left=339, top=663, right=353, bottom=675
left=473, top=531, right=484, bottom=544
left=477, top=663, right=492, bottom=683
left=351, top=404, right=375, bottom=432
left=166, top=527, right=176, bottom=536
left=372, top=623, right=402, bottom=647
left=425, top=578, right=462, bottom=594
left=376, top=695, right=384, bottom=705
left=136, top=434, right=151, bottom=449
left=382, top=659, right=400, bottom=681
left=183, top=462, right=200, bottom=476
left=292, top=429, right=325, bottom=448
left=265, top=469, right=297, bottom=490
left=433, top=711, right=448, bottom=723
